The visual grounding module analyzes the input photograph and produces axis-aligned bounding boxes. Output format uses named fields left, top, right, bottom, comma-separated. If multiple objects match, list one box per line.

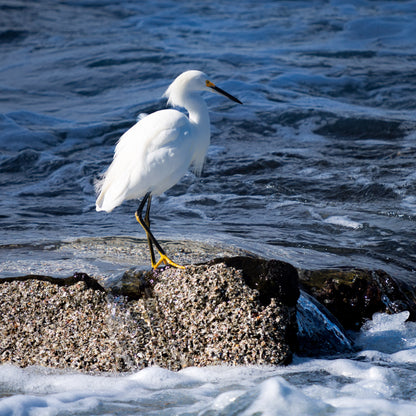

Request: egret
left=95, top=70, right=242, bottom=269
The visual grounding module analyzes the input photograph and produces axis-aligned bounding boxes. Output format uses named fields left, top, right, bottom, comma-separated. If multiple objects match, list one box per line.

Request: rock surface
left=0, top=259, right=299, bottom=372
left=299, top=268, right=416, bottom=330
left=3, top=256, right=414, bottom=372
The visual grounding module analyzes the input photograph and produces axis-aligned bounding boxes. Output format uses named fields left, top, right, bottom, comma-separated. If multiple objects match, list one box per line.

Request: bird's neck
left=182, top=94, right=210, bottom=175
left=183, top=94, right=210, bottom=131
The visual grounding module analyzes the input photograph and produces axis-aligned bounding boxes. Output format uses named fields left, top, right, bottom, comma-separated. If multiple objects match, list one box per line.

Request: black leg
left=135, top=193, right=184, bottom=269
left=144, top=194, right=156, bottom=266
left=135, top=192, right=166, bottom=257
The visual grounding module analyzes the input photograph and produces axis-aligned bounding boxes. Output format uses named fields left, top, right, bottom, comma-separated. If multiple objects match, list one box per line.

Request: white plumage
left=95, top=70, right=241, bottom=268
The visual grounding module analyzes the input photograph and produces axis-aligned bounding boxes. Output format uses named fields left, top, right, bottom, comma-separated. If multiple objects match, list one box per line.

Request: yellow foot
left=152, top=253, right=185, bottom=270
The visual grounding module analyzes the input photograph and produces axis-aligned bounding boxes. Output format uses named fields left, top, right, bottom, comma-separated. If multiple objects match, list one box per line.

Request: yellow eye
left=205, top=80, right=215, bottom=88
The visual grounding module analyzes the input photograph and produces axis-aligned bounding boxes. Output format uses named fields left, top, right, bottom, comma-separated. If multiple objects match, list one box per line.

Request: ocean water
left=1, top=0, right=416, bottom=414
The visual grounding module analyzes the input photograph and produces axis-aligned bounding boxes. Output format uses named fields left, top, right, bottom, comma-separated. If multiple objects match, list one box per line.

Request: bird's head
left=164, top=70, right=242, bottom=107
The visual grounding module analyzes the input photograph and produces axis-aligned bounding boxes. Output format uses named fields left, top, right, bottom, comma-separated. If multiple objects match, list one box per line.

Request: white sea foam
left=356, top=311, right=416, bottom=353
left=324, top=215, right=363, bottom=230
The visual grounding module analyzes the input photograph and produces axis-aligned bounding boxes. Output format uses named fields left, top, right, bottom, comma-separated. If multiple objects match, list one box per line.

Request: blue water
left=1, top=0, right=416, bottom=414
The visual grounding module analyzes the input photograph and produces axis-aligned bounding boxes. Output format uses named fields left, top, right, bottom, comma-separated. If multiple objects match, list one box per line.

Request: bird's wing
left=126, top=110, right=195, bottom=196
left=96, top=109, right=193, bottom=211
left=114, top=109, right=188, bottom=159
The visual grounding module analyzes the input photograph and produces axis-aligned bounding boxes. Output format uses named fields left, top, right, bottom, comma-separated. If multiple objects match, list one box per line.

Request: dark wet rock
left=209, top=256, right=300, bottom=307
left=299, top=268, right=416, bottom=330
left=0, top=272, right=106, bottom=292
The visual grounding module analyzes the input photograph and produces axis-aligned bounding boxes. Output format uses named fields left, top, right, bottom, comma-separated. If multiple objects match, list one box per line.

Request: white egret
left=96, top=70, right=242, bottom=269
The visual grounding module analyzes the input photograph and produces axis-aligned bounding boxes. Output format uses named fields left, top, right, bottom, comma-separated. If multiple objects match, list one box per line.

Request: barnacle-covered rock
left=0, top=258, right=299, bottom=371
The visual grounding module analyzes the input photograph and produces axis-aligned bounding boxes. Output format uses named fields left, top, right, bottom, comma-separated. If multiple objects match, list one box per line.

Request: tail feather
left=95, top=171, right=125, bottom=213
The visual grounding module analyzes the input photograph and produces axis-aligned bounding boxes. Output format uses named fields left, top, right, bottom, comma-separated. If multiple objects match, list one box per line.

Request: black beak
left=210, top=85, right=243, bottom=105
